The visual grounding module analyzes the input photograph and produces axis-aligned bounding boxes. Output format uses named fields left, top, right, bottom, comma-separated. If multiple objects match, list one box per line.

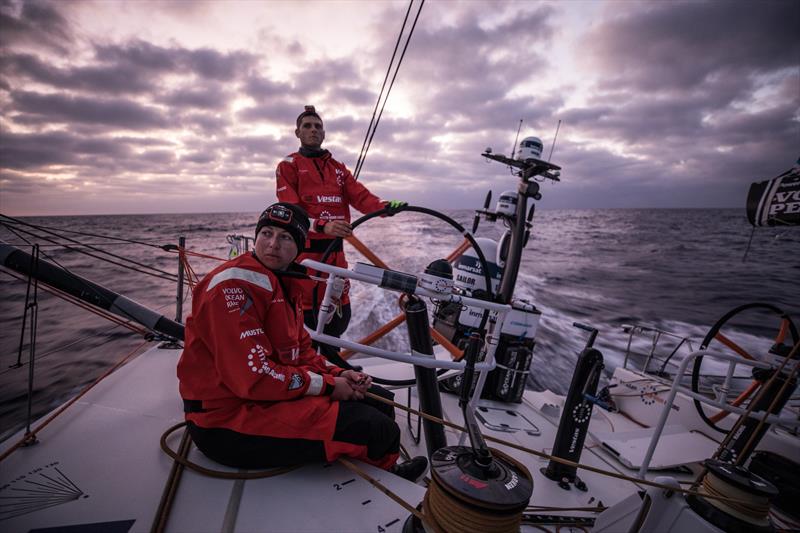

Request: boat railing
left=637, top=348, right=799, bottom=479
left=174, top=236, right=186, bottom=322
left=621, top=323, right=698, bottom=376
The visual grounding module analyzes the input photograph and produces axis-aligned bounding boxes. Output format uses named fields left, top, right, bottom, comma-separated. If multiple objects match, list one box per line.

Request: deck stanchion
left=23, top=244, right=40, bottom=446
left=175, top=236, right=186, bottom=323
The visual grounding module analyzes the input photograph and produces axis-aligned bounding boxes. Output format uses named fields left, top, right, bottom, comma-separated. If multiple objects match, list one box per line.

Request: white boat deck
left=3, top=343, right=794, bottom=532
left=0, top=345, right=425, bottom=533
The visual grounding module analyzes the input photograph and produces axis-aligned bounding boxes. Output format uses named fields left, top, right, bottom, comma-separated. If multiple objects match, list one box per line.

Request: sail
left=746, top=159, right=800, bottom=227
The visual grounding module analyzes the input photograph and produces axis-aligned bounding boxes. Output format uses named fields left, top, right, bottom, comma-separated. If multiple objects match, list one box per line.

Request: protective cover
left=746, top=162, right=800, bottom=227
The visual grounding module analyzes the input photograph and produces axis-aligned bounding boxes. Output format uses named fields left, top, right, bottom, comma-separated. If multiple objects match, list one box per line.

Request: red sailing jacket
left=177, top=253, right=344, bottom=441
left=276, top=151, right=385, bottom=309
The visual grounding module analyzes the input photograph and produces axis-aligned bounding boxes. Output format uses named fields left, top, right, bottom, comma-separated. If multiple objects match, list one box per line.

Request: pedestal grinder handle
left=460, top=333, right=492, bottom=465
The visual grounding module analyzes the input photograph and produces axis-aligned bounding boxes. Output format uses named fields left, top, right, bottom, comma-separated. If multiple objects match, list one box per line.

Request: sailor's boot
left=390, top=456, right=428, bottom=482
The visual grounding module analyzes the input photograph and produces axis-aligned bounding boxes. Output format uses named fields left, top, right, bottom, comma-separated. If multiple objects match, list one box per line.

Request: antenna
left=510, top=119, right=523, bottom=159
left=547, top=119, right=561, bottom=161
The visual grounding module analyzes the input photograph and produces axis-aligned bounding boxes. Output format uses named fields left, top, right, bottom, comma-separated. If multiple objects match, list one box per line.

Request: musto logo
left=240, top=328, right=264, bottom=340
left=246, top=344, right=285, bottom=381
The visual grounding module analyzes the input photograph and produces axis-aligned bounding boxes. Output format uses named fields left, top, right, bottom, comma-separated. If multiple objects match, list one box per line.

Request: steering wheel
left=691, top=302, right=798, bottom=433
left=310, top=204, right=495, bottom=387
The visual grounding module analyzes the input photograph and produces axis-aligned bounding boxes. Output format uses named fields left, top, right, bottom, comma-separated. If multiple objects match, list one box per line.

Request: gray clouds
left=94, top=40, right=257, bottom=80
left=0, top=0, right=73, bottom=53
left=587, top=1, right=799, bottom=93
left=0, top=0, right=797, bottom=215
left=10, top=90, right=170, bottom=129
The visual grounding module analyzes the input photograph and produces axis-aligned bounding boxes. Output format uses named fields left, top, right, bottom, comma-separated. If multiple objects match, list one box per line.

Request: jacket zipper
left=312, top=160, right=326, bottom=183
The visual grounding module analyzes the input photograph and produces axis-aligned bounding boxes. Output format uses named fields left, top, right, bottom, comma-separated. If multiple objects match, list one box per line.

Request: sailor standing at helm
left=178, top=203, right=426, bottom=479
left=276, top=106, right=406, bottom=367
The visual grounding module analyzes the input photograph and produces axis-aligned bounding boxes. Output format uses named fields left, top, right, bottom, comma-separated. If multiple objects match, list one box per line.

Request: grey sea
left=1, top=208, right=798, bottom=442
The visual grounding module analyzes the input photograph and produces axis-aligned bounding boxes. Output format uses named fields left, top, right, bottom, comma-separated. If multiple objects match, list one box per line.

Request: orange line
left=0, top=339, right=150, bottom=463
left=169, top=248, right=227, bottom=262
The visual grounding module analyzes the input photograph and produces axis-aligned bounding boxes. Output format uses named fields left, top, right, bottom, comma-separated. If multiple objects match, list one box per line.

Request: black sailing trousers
left=187, top=385, right=399, bottom=469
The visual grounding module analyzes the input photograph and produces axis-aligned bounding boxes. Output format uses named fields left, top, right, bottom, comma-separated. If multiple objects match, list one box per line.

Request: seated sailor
left=177, top=202, right=426, bottom=480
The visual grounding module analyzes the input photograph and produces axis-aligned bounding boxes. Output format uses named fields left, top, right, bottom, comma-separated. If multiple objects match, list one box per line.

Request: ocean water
left=1, top=208, right=798, bottom=442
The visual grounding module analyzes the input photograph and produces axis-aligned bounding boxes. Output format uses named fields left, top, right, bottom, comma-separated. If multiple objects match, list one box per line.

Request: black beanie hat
left=255, top=202, right=310, bottom=255
left=296, top=105, right=322, bottom=127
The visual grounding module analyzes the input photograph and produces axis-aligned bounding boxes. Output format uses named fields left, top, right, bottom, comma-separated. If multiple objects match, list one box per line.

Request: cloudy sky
left=0, top=0, right=797, bottom=216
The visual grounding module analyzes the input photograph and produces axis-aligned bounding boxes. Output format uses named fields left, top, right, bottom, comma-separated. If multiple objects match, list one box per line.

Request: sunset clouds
left=1, top=0, right=797, bottom=215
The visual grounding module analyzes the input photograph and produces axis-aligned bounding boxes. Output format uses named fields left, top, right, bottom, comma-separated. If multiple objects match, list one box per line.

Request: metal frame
left=301, top=258, right=511, bottom=414
left=621, top=324, right=696, bottom=372
left=637, top=349, right=800, bottom=479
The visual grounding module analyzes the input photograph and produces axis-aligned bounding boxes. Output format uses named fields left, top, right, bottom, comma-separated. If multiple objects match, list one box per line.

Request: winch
left=404, top=334, right=533, bottom=533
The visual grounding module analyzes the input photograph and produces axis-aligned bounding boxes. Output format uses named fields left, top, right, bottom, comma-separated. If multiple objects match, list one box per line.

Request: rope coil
left=699, top=472, right=770, bottom=524
left=423, top=448, right=531, bottom=533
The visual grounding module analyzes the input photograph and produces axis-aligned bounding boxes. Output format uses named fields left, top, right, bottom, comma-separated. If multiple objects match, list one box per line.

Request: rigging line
left=172, top=247, right=228, bottom=262
left=1, top=225, right=169, bottom=331
left=0, top=267, right=148, bottom=340
left=547, top=119, right=561, bottom=162
left=0, top=270, right=171, bottom=375
left=13, top=244, right=37, bottom=368
left=354, top=0, right=425, bottom=180
left=2, top=222, right=177, bottom=282
left=338, top=457, right=426, bottom=523
left=353, top=0, right=414, bottom=179
left=361, top=391, right=759, bottom=506
left=0, top=339, right=151, bottom=464
left=0, top=213, right=165, bottom=248
left=1, top=220, right=178, bottom=281
left=0, top=334, right=122, bottom=377
left=1, top=241, right=144, bottom=247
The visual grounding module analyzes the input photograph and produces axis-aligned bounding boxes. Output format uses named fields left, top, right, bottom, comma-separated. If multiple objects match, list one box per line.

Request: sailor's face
left=296, top=116, right=325, bottom=149
left=255, top=226, right=298, bottom=270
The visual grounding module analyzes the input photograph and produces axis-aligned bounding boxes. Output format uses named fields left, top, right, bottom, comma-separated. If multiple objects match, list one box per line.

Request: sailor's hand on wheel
left=383, top=200, right=407, bottom=215
left=323, top=220, right=352, bottom=238
left=341, top=370, right=371, bottom=393
left=331, top=376, right=359, bottom=400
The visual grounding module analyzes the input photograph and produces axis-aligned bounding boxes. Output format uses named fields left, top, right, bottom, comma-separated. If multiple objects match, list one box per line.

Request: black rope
left=0, top=213, right=165, bottom=248
left=353, top=0, right=425, bottom=181
left=353, top=0, right=414, bottom=179
left=1, top=221, right=178, bottom=282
